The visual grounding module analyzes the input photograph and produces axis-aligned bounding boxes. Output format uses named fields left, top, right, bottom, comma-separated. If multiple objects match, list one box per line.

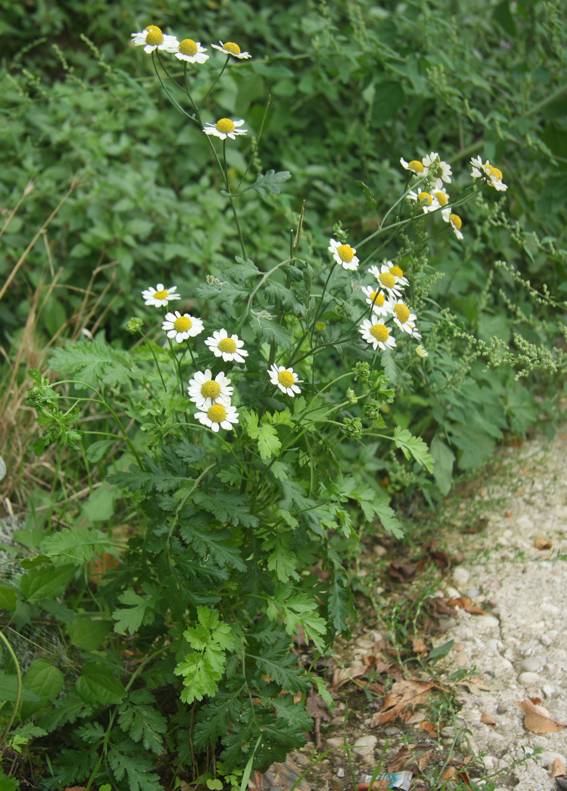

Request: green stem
left=152, top=52, right=199, bottom=125
left=223, top=140, right=247, bottom=259
left=203, top=56, right=230, bottom=102
left=0, top=631, right=22, bottom=747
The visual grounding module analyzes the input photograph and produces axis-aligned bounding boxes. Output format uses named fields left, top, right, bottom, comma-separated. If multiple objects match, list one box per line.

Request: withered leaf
left=371, top=679, right=434, bottom=726
left=517, top=699, right=567, bottom=734
left=480, top=712, right=496, bottom=726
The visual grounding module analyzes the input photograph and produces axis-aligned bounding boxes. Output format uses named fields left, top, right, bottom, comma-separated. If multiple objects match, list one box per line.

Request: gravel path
left=442, top=428, right=567, bottom=789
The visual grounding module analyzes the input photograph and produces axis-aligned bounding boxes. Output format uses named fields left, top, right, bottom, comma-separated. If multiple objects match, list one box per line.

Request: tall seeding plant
left=1, top=21, right=536, bottom=791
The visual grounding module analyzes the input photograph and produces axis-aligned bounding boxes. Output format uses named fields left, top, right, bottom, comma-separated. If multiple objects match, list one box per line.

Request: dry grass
left=0, top=180, right=118, bottom=509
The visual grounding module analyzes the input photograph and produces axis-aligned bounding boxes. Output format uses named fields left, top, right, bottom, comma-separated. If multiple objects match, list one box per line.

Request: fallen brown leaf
left=480, top=712, right=496, bottom=726
left=534, top=536, right=553, bottom=550
left=441, top=768, right=457, bottom=781
left=412, top=636, right=427, bottom=654
left=517, top=699, right=567, bottom=734
left=417, top=749, right=435, bottom=771
left=446, top=596, right=486, bottom=615
left=332, top=661, right=370, bottom=689
left=372, top=679, right=434, bottom=726
left=551, top=756, right=567, bottom=778
left=358, top=782, right=388, bottom=791
left=387, top=745, right=412, bottom=772
left=419, top=720, right=437, bottom=737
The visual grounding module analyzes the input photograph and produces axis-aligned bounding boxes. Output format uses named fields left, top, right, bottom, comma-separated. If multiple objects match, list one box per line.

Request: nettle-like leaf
left=393, top=427, right=434, bottom=473
left=192, top=490, right=258, bottom=528
left=252, top=169, right=292, bottom=195
left=118, top=690, right=167, bottom=754
left=41, top=525, right=117, bottom=566
left=180, top=524, right=246, bottom=572
left=257, top=423, right=282, bottom=463
left=174, top=607, right=237, bottom=705
left=49, top=340, right=138, bottom=388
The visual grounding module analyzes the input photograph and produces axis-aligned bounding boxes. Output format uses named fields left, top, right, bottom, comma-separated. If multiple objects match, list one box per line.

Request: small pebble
left=521, top=656, right=544, bottom=672
left=542, top=683, right=556, bottom=698
left=482, top=755, right=497, bottom=771
left=336, top=768, right=345, bottom=778
left=453, top=566, right=471, bottom=586
left=518, top=672, right=541, bottom=687
left=352, top=735, right=377, bottom=758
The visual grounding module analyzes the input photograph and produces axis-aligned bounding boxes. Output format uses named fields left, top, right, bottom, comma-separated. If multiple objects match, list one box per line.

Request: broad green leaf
left=76, top=663, right=125, bottom=706
left=0, top=583, right=17, bottom=611
left=20, top=564, right=75, bottom=603
left=25, top=660, right=64, bottom=703
left=430, top=436, right=455, bottom=495
left=67, top=616, right=111, bottom=650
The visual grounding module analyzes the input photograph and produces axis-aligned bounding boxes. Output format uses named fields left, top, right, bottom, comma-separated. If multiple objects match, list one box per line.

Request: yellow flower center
left=369, top=290, right=385, bottom=306
left=390, top=265, right=404, bottom=278
left=394, top=303, right=410, bottom=324
left=223, top=41, right=241, bottom=55
left=174, top=315, right=192, bottom=332
left=180, top=38, right=198, bottom=55
left=201, top=380, right=221, bottom=399
left=277, top=370, right=295, bottom=388
left=418, top=191, right=433, bottom=205
left=487, top=164, right=503, bottom=181
left=218, top=337, right=237, bottom=353
left=153, top=289, right=169, bottom=300
left=408, top=160, right=424, bottom=173
left=207, top=404, right=227, bottom=423
left=370, top=323, right=390, bottom=343
left=145, top=25, right=164, bottom=46
left=450, top=213, right=463, bottom=230
left=434, top=191, right=448, bottom=206
left=215, top=117, right=235, bottom=134
left=379, top=271, right=396, bottom=289
left=337, top=243, right=354, bottom=263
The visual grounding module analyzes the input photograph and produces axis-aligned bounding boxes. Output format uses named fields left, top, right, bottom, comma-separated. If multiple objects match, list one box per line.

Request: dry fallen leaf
left=534, top=536, right=553, bottom=550
left=441, top=767, right=457, bottom=781
left=372, top=679, right=434, bottom=726
left=419, top=720, right=438, bottom=737
left=551, top=756, right=567, bottom=778
left=417, top=749, right=435, bottom=771
left=387, top=745, right=412, bottom=772
left=480, top=711, right=496, bottom=726
left=332, top=662, right=369, bottom=689
left=412, top=636, right=427, bottom=654
left=445, top=596, right=486, bottom=615
left=517, top=699, right=567, bottom=734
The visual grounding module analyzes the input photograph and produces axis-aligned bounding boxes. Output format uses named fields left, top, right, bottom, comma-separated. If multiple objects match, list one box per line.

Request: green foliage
left=1, top=1, right=566, bottom=789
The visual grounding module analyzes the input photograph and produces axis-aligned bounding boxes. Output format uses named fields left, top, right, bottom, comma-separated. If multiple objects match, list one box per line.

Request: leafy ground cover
left=0, top=1, right=566, bottom=788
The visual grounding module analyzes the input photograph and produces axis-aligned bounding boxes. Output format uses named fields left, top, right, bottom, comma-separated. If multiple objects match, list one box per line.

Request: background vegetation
left=1, top=0, right=566, bottom=788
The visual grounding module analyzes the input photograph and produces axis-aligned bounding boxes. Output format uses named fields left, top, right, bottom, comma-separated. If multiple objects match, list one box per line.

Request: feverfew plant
left=8, top=20, right=523, bottom=791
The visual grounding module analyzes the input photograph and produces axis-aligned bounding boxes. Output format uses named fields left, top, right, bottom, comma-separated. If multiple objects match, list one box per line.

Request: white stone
left=476, top=615, right=500, bottom=630
left=336, top=768, right=345, bottom=778
left=521, top=656, right=544, bottom=672
left=353, top=735, right=377, bottom=758
left=518, top=672, right=541, bottom=687
left=453, top=566, right=471, bottom=586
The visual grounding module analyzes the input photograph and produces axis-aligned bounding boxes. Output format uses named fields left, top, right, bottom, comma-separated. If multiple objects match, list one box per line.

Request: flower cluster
left=131, top=25, right=251, bottom=142
left=401, top=151, right=507, bottom=242
left=357, top=260, right=421, bottom=352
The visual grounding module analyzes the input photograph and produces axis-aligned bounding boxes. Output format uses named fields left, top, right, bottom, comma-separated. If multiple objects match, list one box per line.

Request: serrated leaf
left=118, top=694, right=166, bottom=754
left=49, top=340, right=137, bottom=388
left=252, top=170, right=292, bottom=195
left=257, top=423, right=281, bottom=463
left=25, top=660, right=64, bottom=703
left=108, top=740, right=163, bottom=791
left=393, top=427, right=434, bottom=473
left=112, top=589, right=155, bottom=635
left=41, top=525, right=116, bottom=565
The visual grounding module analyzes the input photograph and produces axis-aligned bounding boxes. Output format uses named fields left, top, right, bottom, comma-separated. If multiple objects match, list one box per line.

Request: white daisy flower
left=205, top=329, right=248, bottom=364
left=142, top=283, right=181, bottom=307
left=187, top=369, right=233, bottom=409
left=328, top=238, right=359, bottom=271
left=400, top=157, right=428, bottom=176
left=368, top=263, right=404, bottom=297
left=195, top=402, right=239, bottom=433
left=359, top=319, right=397, bottom=352
left=211, top=41, right=252, bottom=59
left=130, top=25, right=178, bottom=54
left=268, top=364, right=302, bottom=397
left=174, top=38, right=209, bottom=64
left=203, top=118, right=247, bottom=141
left=390, top=301, right=421, bottom=338
left=388, top=262, right=409, bottom=288
left=422, top=152, right=452, bottom=185
left=470, top=156, right=508, bottom=191
left=442, top=208, right=464, bottom=241
left=162, top=311, right=204, bottom=343
left=361, top=286, right=392, bottom=316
